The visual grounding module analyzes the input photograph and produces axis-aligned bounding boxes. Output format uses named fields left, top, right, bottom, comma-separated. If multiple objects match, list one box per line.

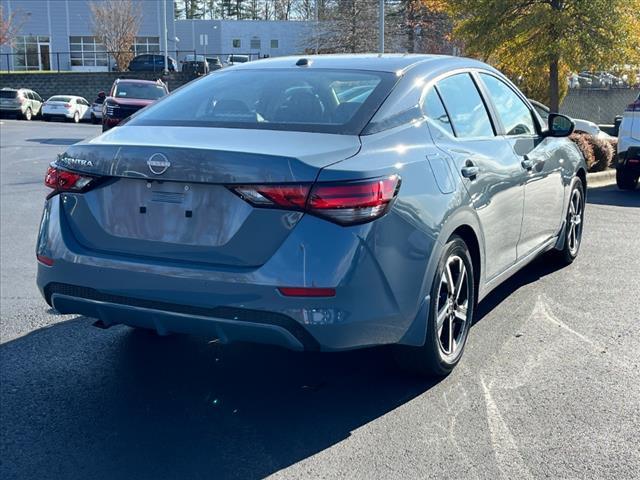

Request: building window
left=69, top=36, right=107, bottom=67
left=250, top=37, right=261, bottom=50
left=13, top=35, right=50, bottom=71
left=133, top=36, right=160, bottom=55
left=232, top=39, right=241, bottom=48
left=270, top=39, right=279, bottom=49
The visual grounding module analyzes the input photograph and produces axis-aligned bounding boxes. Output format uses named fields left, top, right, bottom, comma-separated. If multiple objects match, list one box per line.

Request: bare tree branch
left=90, top=0, right=141, bottom=71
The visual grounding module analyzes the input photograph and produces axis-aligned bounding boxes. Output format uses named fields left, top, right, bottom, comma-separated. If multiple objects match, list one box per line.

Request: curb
left=587, top=169, right=616, bottom=188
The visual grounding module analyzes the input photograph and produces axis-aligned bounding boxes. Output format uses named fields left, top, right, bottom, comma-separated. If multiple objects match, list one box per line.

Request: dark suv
left=102, top=79, right=168, bottom=132
left=128, top=54, right=177, bottom=72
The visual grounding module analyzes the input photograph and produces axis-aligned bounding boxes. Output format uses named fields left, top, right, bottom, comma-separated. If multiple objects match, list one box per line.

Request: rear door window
left=423, top=88, right=454, bottom=136
left=480, top=74, right=536, bottom=136
left=436, top=73, right=494, bottom=138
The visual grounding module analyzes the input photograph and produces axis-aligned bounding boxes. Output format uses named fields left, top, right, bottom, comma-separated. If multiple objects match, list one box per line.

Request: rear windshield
left=114, top=83, right=166, bottom=100
left=48, top=96, right=72, bottom=102
left=0, top=90, right=18, bottom=98
left=128, top=69, right=397, bottom=135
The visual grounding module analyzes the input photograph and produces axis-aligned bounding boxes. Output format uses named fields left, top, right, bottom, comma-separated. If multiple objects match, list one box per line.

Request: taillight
left=230, top=175, right=401, bottom=225
left=63, top=103, right=71, bottom=108
left=625, top=101, right=640, bottom=112
left=45, top=165, right=97, bottom=194
left=17, top=95, right=25, bottom=104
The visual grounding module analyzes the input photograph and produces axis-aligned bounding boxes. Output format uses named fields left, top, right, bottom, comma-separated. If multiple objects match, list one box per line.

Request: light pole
left=378, top=0, right=384, bottom=54
left=163, top=0, right=169, bottom=73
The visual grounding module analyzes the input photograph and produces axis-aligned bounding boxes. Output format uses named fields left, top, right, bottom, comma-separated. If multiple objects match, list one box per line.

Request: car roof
left=115, top=78, right=162, bottom=85
left=231, top=54, right=487, bottom=74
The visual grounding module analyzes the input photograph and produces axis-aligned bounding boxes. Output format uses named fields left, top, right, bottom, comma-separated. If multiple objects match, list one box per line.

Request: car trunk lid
left=57, top=126, right=360, bottom=267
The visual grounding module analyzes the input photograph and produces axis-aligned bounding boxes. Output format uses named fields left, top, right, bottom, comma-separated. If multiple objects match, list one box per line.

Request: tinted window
left=423, top=88, right=454, bottom=136
left=0, top=90, right=18, bottom=98
left=48, top=96, right=72, bottom=102
left=114, top=83, right=166, bottom=100
left=128, top=69, right=396, bottom=135
left=436, top=73, right=494, bottom=138
left=480, top=74, right=536, bottom=136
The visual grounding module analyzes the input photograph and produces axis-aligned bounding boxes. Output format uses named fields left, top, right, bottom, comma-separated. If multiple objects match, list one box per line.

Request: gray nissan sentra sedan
left=36, top=55, right=586, bottom=376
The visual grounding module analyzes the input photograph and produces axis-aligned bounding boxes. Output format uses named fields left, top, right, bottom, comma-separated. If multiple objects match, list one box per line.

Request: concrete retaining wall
left=0, top=71, right=197, bottom=102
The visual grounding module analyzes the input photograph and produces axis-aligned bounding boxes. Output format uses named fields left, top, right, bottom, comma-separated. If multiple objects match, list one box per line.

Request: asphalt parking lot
left=1, top=118, right=639, bottom=479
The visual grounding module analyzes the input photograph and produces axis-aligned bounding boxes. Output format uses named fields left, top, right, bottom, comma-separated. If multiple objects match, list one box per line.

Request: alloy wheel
left=25, top=108, right=32, bottom=121
left=436, top=255, right=470, bottom=357
left=567, top=188, right=583, bottom=256
left=74, top=111, right=79, bottom=123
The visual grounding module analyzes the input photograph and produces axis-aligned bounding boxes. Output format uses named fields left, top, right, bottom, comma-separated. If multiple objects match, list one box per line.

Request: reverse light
left=45, top=165, right=97, bottom=193
left=230, top=175, right=401, bottom=225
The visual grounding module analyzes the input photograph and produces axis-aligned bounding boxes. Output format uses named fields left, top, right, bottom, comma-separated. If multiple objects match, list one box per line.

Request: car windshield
left=0, top=90, right=18, bottom=98
left=48, top=96, right=72, bottom=102
left=114, top=83, right=166, bottom=100
left=128, top=68, right=396, bottom=135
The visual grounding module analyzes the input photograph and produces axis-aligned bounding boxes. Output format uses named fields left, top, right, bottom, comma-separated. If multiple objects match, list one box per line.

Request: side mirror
left=547, top=113, right=574, bottom=137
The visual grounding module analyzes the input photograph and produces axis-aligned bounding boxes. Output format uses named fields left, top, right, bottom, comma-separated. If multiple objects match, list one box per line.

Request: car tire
left=23, top=107, right=32, bottom=121
left=393, top=235, right=475, bottom=377
left=101, top=122, right=109, bottom=132
left=616, top=168, right=638, bottom=190
left=90, top=114, right=97, bottom=124
left=553, top=177, right=585, bottom=265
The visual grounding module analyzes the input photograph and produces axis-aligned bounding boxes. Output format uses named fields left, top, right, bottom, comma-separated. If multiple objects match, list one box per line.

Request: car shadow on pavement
left=26, top=138, right=86, bottom=145
left=0, top=317, right=436, bottom=480
left=587, top=185, right=640, bottom=207
left=474, top=255, right=564, bottom=325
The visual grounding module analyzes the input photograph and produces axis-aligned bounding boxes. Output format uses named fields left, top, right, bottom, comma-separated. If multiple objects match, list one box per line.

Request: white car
left=616, top=92, right=640, bottom=190
left=529, top=99, right=615, bottom=141
left=42, top=95, right=91, bottom=123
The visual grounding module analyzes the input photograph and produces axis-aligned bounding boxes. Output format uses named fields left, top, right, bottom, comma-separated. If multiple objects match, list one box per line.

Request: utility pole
left=378, top=0, right=384, bottom=54
left=314, top=0, right=319, bottom=54
left=163, top=0, right=169, bottom=73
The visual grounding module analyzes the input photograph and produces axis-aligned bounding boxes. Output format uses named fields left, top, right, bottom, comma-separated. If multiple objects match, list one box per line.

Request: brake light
left=45, top=165, right=97, bottom=193
left=625, top=101, right=640, bottom=112
left=63, top=103, right=71, bottom=108
left=230, top=175, right=401, bottom=225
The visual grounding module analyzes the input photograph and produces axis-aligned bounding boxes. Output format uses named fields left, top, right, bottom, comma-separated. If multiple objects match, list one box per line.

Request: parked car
left=128, top=54, right=177, bottom=72
left=37, top=55, right=586, bottom=377
left=529, top=99, right=614, bottom=141
left=206, top=57, right=223, bottom=72
left=42, top=95, right=91, bottom=123
left=102, top=79, right=168, bottom=132
left=0, top=87, right=43, bottom=120
left=226, top=54, right=249, bottom=65
left=616, top=92, right=640, bottom=190
left=90, top=91, right=106, bottom=124
left=181, top=54, right=209, bottom=75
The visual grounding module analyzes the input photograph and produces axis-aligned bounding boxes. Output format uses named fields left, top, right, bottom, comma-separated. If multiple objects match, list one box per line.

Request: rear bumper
left=49, top=286, right=312, bottom=351
left=617, top=147, right=640, bottom=173
left=36, top=194, right=437, bottom=351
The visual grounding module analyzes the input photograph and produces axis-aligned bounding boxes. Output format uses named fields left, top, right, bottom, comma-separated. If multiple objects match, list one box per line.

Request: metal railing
left=1, top=50, right=263, bottom=73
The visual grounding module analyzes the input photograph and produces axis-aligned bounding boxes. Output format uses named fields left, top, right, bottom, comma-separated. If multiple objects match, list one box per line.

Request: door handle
left=521, top=155, right=534, bottom=171
left=461, top=160, right=479, bottom=179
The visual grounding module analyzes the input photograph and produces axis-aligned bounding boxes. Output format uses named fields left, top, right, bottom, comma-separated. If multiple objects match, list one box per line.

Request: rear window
left=114, top=83, right=167, bottom=100
left=128, top=68, right=397, bottom=135
left=48, top=96, right=72, bottom=102
left=0, top=90, right=18, bottom=98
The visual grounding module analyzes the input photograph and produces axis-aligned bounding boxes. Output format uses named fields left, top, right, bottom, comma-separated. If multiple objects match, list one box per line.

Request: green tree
left=445, top=0, right=640, bottom=110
